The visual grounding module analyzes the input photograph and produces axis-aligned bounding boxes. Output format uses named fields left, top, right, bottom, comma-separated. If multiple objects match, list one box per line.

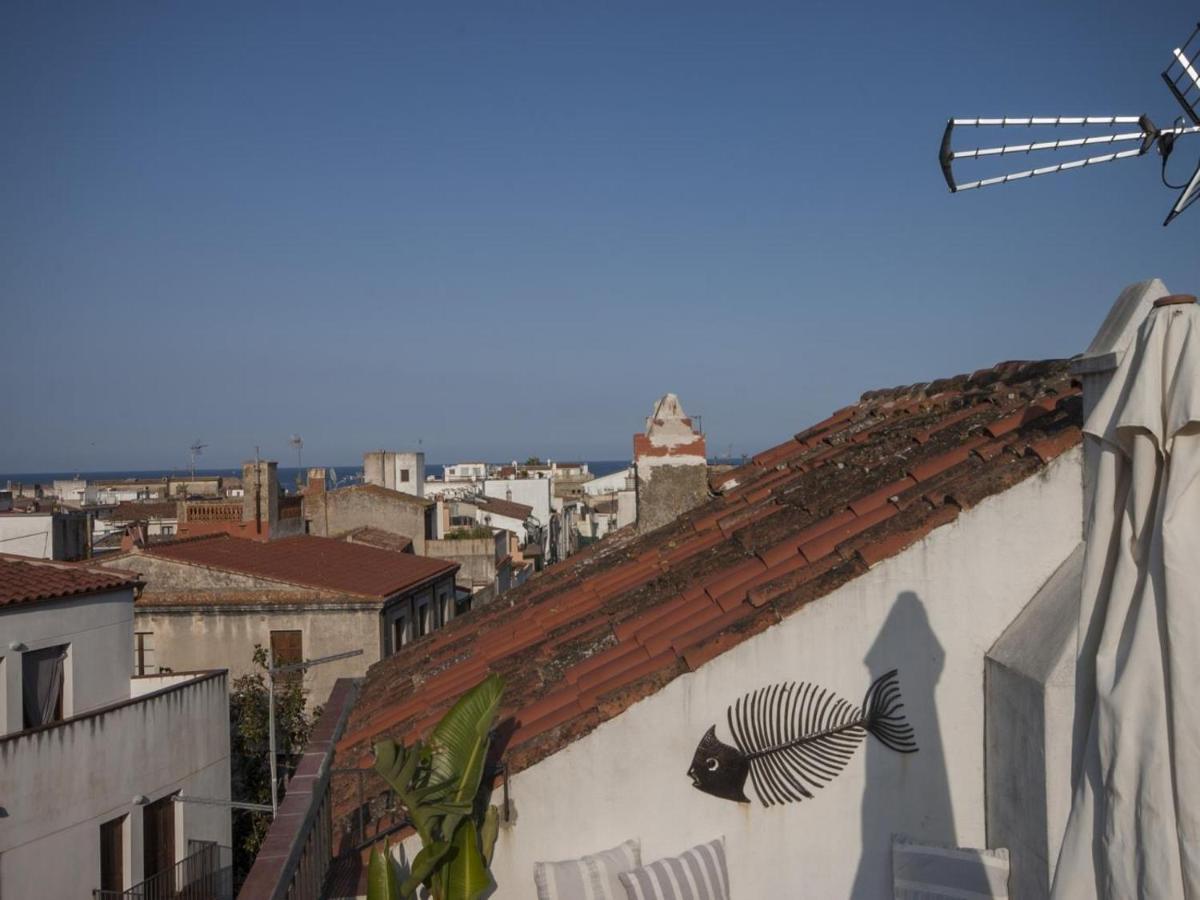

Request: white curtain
left=21, top=645, right=66, bottom=728
left=1053, top=302, right=1200, bottom=898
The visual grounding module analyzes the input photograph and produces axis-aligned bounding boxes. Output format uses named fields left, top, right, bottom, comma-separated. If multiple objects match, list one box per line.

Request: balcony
left=94, top=842, right=232, bottom=900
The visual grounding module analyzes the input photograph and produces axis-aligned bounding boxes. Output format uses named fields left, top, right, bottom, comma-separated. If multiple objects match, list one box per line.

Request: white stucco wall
left=0, top=671, right=230, bottom=898
left=476, top=510, right=528, bottom=545
left=135, top=604, right=384, bottom=710
left=582, top=468, right=633, bottom=495
left=464, top=447, right=1083, bottom=899
left=0, top=589, right=134, bottom=733
left=483, top=479, right=552, bottom=527
left=0, top=515, right=55, bottom=560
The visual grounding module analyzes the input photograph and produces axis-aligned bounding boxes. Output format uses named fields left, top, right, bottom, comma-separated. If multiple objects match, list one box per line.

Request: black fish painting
left=687, top=669, right=917, bottom=806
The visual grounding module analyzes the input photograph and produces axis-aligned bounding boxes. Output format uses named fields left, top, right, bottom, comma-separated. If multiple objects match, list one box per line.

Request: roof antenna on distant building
left=188, top=440, right=208, bottom=481
left=289, top=434, right=304, bottom=488
left=939, top=21, right=1200, bottom=225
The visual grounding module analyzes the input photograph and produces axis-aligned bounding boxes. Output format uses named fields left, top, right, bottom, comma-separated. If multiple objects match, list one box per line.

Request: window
left=401, top=469, right=410, bottom=483
left=100, top=815, right=126, bottom=893
left=438, top=592, right=450, bottom=627
left=22, top=645, right=66, bottom=729
left=393, top=616, right=409, bottom=652
left=269, top=630, right=303, bottom=686
left=415, top=602, right=430, bottom=638
left=160, top=525, right=174, bottom=536
left=133, top=633, right=154, bottom=676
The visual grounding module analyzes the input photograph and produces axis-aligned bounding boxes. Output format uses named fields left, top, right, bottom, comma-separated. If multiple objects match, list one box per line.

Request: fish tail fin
left=861, top=669, right=918, bottom=754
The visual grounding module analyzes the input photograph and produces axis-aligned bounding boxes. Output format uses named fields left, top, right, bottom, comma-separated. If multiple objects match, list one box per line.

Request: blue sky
left=2, top=1, right=1197, bottom=472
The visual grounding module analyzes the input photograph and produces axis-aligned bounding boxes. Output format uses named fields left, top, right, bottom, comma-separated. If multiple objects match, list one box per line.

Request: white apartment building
left=0, top=556, right=231, bottom=898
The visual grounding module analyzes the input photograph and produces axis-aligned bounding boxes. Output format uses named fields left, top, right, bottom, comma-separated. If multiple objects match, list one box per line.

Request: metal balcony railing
left=94, top=842, right=232, bottom=900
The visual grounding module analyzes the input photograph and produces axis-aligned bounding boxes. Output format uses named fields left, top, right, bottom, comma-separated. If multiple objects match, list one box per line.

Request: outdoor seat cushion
left=618, top=838, right=730, bottom=900
left=892, top=834, right=1010, bottom=899
left=534, top=838, right=641, bottom=900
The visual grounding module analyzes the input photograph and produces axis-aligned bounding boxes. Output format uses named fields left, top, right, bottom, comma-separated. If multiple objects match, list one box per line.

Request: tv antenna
left=940, top=22, right=1200, bottom=226
left=188, top=440, right=208, bottom=480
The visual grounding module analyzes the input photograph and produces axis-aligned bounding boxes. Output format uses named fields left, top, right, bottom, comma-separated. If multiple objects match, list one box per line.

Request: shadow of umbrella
left=851, top=590, right=955, bottom=898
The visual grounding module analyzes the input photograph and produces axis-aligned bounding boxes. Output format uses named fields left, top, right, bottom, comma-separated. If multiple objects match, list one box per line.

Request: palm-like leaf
left=440, top=819, right=493, bottom=900
left=428, top=674, right=504, bottom=836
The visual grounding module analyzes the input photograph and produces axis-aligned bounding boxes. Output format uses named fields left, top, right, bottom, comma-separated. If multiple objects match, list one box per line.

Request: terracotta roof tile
left=140, top=534, right=456, bottom=599
left=327, top=356, right=1085, bottom=843
left=0, top=556, right=139, bottom=607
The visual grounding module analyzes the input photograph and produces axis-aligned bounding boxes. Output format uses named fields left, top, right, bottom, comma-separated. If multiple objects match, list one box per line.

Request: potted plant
left=367, top=674, right=505, bottom=900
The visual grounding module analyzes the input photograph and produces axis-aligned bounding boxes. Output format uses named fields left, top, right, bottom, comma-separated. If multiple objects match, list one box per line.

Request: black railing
left=94, top=842, right=232, bottom=900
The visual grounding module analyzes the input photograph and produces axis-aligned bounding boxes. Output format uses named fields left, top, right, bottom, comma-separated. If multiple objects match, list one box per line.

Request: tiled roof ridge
left=329, top=358, right=1083, bottom=836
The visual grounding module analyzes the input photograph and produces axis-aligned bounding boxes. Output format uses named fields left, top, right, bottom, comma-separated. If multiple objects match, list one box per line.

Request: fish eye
left=706, top=757, right=719, bottom=771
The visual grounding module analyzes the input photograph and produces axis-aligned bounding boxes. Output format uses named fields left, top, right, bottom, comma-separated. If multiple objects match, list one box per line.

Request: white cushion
left=619, top=838, right=730, bottom=900
left=534, top=839, right=641, bottom=900
left=892, top=834, right=1010, bottom=899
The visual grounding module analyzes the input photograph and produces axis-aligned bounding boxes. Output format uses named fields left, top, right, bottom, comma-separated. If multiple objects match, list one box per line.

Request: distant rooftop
left=139, top=534, right=454, bottom=599
left=0, top=556, right=139, bottom=608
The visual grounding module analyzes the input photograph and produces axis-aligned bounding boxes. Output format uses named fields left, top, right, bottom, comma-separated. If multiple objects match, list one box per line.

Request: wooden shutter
left=270, top=630, right=303, bottom=686
left=142, top=794, right=176, bottom=895
left=100, top=815, right=125, bottom=893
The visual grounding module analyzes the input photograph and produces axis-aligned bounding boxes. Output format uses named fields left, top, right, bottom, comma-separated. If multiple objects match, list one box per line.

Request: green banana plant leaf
left=367, top=846, right=402, bottom=900
left=428, top=674, right=505, bottom=839
left=440, top=820, right=493, bottom=900
left=479, top=805, right=500, bottom=867
left=400, top=840, right=453, bottom=897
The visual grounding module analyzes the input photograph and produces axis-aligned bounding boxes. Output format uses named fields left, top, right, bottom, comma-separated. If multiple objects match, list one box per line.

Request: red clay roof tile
left=328, top=356, right=1085, bottom=844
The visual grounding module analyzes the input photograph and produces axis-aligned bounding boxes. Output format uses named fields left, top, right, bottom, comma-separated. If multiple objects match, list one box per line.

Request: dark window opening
left=401, top=469, right=410, bottom=483
left=134, top=632, right=154, bottom=677
left=22, top=644, right=66, bottom=729
left=100, top=815, right=126, bottom=893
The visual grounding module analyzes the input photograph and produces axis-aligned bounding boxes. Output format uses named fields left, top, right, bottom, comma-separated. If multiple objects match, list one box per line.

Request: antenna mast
left=939, top=22, right=1200, bottom=226
left=188, top=440, right=208, bottom=481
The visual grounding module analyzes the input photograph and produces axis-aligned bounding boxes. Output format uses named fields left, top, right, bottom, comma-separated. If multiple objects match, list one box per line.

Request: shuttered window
left=100, top=815, right=126, bottom=893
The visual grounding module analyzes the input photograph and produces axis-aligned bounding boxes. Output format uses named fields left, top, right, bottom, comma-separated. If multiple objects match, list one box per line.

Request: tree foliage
left=229, top=645, right=321, bottom=886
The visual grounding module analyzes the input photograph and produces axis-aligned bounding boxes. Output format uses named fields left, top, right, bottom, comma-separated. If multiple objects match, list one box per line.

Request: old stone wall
left=636, top=465, right=710, bottom=532
left=304, top=489, right=427, bottom=554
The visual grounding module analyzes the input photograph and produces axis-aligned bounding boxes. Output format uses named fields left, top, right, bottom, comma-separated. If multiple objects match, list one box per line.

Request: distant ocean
left=1, top=460, right=637, bottom=490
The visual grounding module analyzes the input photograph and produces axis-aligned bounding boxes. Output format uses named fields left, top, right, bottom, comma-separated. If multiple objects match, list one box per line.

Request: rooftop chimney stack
left=633, top=393, right=708, bottom=532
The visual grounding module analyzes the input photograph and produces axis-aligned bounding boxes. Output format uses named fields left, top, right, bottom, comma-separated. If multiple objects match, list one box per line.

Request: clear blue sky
left=2, top=1, right=1197, bottom=473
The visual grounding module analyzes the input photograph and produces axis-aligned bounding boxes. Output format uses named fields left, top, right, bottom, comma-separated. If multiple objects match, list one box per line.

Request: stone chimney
left=306, top=467, right=327, bottom=495
left=242, top=459, right=279, bottom=536
left=634, top=393, right=708, bottom=532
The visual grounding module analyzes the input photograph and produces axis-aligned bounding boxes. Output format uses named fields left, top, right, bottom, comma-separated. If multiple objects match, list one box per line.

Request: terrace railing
left=94, top=842, right=232, bottom=900
left=237, top=678, right=360, bottom=900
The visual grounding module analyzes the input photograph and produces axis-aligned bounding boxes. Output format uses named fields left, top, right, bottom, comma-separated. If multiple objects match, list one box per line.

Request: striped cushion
left=618, top=838, right=730, bottom=900
left=534, top=839, right=641, bottom=900
left=892, top=835, right=1010, bottom=899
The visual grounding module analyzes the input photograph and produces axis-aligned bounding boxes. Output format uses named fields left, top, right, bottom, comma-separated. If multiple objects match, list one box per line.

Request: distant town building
left=0, top=556, right=230, bottom=898
left=363, top=450, right=425, bottom=498
left=99, top=534, right=460, bottom=708
left=443, top=461, right=488, bottom=482
left=302, top=481, right=435, bottom=555
left=0, top=508, right=90, bottom=560
left=175, top=460, right=303, bottom=542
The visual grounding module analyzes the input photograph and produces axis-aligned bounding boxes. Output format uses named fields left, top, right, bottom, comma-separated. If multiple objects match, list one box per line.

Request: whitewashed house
left=0, top=555, right=231, bottom=898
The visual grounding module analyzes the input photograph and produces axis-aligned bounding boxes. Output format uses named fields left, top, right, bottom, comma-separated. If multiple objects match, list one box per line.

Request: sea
left=0, top=461, right=636, bottom=491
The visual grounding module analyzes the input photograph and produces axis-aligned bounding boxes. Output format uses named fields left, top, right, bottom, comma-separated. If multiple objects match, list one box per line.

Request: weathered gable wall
left=134, top=603, right=382, bottom=709
left=463, top=446, right=1083, bottom=898
left=305, top=490, right=428, bottom=554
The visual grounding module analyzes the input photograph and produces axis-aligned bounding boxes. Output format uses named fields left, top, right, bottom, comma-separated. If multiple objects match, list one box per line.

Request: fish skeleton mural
left=687, top=669, right=918, bottom=806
